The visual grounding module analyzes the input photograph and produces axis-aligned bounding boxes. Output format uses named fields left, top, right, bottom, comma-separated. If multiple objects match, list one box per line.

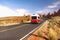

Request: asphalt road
left=0, top=23, right=42, bottom=40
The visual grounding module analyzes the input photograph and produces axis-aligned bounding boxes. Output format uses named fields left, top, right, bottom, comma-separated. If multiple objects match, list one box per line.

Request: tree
left=46, top=12, right=51, bottom=18
left=53, top=11, right=57, bottom=16
left=57, top=9, right=60, bottom=16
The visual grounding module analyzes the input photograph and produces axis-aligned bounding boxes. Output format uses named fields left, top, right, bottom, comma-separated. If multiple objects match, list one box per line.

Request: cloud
left=36, top=1, right=60, bottom=14
left=47, top=5, right=57, bottom=9
left=16, top=9, right=30, bottom=16
left=0, top=5, right=30, bottom=17
left=36, top=8, right=58, bottom=14
left=36, top=9, right=52, bottom=14
left=53, top=1, right=60, bottom=5
left=47, top=1, right=60, bottom=9
left=36, top=10, right=43, bottom=14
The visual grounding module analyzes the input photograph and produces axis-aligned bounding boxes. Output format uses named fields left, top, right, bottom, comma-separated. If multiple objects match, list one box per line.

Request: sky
left=0, top=0, right=60, bottom=17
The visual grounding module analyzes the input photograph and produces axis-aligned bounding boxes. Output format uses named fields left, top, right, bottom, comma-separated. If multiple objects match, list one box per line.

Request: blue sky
left=0, top=0, right=60, bottom=17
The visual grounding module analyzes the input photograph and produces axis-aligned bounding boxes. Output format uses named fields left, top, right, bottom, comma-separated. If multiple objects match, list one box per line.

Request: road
left=0, top=22, right=43, bottom=40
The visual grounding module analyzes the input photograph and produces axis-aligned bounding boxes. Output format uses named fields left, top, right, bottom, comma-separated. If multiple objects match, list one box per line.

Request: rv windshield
left=32, top=16, right=37, bottom=19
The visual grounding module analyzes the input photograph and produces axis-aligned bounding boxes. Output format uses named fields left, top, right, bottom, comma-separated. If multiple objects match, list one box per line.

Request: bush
left=27, top=19, right=30, bottom=21
left=37, top=30, right=42, bottom=37
left=20, top=20, right=24, bottom=23
left=48, top=28, right=58, bottom=40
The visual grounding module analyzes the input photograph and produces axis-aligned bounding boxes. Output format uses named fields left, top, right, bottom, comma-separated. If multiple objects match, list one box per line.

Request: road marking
left=20, top=22, right=45, bottom=40
left=0, top=24, right=29, bottom=32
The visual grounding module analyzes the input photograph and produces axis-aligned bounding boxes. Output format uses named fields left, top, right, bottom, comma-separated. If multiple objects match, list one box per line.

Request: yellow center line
left=0, top=24, right=29, bottom=32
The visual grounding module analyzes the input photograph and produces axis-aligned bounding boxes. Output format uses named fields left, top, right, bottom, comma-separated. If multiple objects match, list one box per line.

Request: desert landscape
left=27, top=16, right=60, bottom=40
left=26, top=9, right=60, bottom=40
left=0, top=15, right=30, bottom=26
left=0, top=0, right=60, bottom=40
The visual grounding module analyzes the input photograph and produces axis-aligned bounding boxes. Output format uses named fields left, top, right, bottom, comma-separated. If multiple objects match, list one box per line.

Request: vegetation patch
left=27, top=16, right=60, bottom=40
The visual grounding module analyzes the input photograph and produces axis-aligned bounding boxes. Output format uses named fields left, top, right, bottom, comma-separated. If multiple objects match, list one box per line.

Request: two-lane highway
left=0, top=23, right=42, bottom=40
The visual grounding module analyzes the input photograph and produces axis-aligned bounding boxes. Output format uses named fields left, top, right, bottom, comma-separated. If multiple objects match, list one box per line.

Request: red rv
left=31, top=14, right=41, bottom=23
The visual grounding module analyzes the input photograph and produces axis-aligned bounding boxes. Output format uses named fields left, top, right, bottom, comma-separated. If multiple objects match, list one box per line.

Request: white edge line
left=20, top=21, right=46, bottom=40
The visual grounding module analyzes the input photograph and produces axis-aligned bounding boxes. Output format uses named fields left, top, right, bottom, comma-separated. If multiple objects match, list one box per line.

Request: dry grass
left=37, top=30, right=43, bottom=37
left=27, top=16, right=60, bottom=40
left=48, top=16, right=60, bottom=40
left=0, top=16, right=30, bottom=26
left=48, top=28, right=58, bottom=40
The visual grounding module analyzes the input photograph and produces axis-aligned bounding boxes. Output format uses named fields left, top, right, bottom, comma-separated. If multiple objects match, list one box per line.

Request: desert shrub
left=48, top=28, right=58, bottom=40
left=54, top=25, right=60, bottom=37
left=37, top=30, right=42, bottom=37
left=48, top=16, right=60, bottom=40
left=20, top=20, right=24, bottom=23
left=27, top=19, right=30, bottom=21
left=48, top=21, right=54, bottom=29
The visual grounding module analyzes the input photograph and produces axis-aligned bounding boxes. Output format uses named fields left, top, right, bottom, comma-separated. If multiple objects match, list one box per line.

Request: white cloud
left=0, top=5, right=30, bottom=17
left=0, top=5, right=18, bottom=17
left=36, top=10, right=43, bottom=13
left=53, top=1, right=60, bottom=5
left=36, top=1, right=60, bottom=14
left=16, top=9, right=30, bottom=16
left=47, top=1, right=60, bottom=9
left=48, top=5, right=57, bottom=8
left=36, top=8, right=58, bottom=14
left=36, top=9, right=51, bottom=14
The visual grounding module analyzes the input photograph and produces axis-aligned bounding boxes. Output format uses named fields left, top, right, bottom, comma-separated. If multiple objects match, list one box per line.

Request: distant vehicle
left=31, top=14, right=41, bottom=23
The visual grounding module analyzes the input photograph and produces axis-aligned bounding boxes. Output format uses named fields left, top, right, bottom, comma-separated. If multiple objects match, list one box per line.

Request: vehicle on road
left=31, top=14, right=41, bottom=23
